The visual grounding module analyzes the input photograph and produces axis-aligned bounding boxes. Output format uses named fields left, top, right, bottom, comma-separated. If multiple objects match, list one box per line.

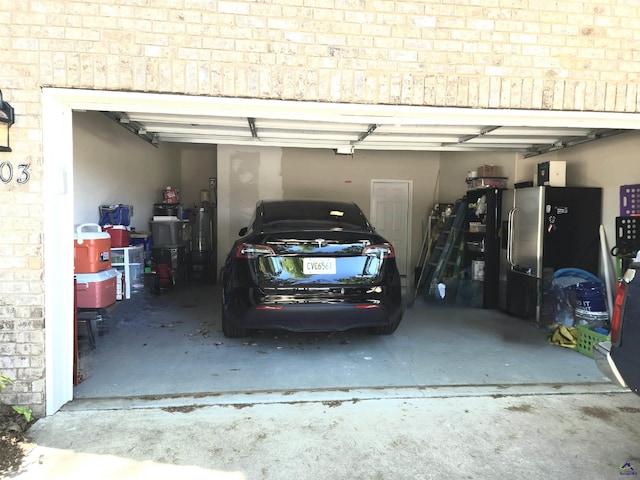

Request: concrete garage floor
left=21, top=283, right=634, bottom=480
left=73, top=282, right=610, bottom=400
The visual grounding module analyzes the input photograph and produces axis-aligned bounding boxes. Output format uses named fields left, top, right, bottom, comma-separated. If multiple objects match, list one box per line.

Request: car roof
left=258, top=199, right=370, bottom=229
left=260, top=199, right=358, bottom=210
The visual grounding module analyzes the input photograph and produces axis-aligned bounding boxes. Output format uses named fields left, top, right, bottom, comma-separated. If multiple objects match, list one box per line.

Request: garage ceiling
left=54, top=89, right=632, bottom=157
left=103, top=108, right=627, bottom=157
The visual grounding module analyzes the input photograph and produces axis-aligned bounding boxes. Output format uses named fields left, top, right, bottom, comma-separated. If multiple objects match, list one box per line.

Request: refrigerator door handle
left=507, top=207, right=516, bottom=268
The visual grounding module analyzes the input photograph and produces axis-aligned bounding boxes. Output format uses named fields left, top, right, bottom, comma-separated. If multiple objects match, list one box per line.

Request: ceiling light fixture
left=0, top=90, right=15, bottom=152
left=334, top=145, right=354, bottom=155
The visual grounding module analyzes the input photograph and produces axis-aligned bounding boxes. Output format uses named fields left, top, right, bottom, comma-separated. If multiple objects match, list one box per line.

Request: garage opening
left=43, top=88, right=635, bottom=414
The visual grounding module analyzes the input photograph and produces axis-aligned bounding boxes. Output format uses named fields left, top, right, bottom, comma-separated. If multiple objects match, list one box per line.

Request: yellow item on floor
left=548, top=324, right=578, bottom=349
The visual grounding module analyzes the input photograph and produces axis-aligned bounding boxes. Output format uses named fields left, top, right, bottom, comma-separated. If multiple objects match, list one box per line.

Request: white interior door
left=370, top=180, right=411, bottom=277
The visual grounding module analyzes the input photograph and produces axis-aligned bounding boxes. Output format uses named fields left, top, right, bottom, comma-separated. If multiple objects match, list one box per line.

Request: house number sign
left=0, top=161, right=30, bottom=184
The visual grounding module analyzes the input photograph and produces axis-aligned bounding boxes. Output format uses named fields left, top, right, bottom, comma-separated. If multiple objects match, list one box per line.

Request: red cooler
left=74, top=223, right=112, bottom=273
left=103, top=225, right=130, bottom=248
left=75, top=268, right=118, bottom=308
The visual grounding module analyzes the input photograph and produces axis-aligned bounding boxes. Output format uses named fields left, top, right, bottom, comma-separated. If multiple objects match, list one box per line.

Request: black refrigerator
left=499, top=186, right=602, bottom=323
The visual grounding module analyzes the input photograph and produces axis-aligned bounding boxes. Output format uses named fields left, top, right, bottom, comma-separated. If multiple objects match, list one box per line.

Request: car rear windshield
left=262, top=202, right=369, bottom=230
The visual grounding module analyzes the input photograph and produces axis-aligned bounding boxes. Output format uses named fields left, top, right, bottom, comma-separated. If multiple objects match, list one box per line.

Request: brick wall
left=1, top=0, right=639, bottom=416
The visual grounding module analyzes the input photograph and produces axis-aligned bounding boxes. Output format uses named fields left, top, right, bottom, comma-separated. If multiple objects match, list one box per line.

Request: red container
left=74, top=224, right=112, bottom=273
left=75, top=269, right=117, bottom=308
left=162, top=186, right=180, bottom=204
left=103, top=225, right=130, bottom=248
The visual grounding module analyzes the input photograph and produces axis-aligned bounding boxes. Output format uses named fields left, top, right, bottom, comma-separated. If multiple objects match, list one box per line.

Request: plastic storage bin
left=154, top=203, right=182, bottom=218
left=75, top=268, right=118, bottom=308
left=150, top=219, right=188, bottom=245
left=576, top=324, right=610, bottom=358
left=74, top=223, right=112, bottom=273
left=130, top=232, right=153, bottom=261
left=152, top=244, right=186, bottom=269
left=111, top=245, right=144, bottom=299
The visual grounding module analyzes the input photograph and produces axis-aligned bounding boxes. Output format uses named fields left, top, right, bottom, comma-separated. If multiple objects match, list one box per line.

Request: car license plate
left=303, top=258, right=336, bottom=275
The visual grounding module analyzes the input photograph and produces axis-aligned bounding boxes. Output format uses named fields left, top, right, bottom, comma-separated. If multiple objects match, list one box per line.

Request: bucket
left=574, top=282, right=607, bottom=313
left=574, top=309, right=609, bottom=328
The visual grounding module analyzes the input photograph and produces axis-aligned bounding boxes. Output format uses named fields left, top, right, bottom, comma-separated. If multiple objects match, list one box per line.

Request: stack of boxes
left=467, top=164, right=508, bottom=190
left=74, top=224, right=119, bottom=308
left=149, top=186, right=190, bottom=287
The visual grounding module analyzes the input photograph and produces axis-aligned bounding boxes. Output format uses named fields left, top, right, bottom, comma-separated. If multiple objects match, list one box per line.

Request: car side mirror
left=238, top=227, right=248, bottom=236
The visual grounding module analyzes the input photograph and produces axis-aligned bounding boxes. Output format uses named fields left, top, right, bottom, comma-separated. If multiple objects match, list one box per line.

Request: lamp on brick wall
left=0, top=90, right=15, bottom=152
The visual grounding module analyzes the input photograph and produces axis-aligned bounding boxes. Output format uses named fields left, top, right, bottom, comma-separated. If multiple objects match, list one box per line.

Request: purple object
left=620, top=184, right=640, bottom=216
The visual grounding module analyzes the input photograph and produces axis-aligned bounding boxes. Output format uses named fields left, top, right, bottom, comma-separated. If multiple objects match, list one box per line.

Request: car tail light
left=610, top=280, right=626, bottom=345
left=355, top=304, right=380, bottom=309
left=256, top=305, right=284, bottom=311
left=236, top=243, right=275, bottom=259
left=362, top=243, right=395, bottom=258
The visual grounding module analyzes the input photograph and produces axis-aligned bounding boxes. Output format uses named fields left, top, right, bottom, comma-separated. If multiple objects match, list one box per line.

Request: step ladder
left=415, top=199, right=467, bottom=301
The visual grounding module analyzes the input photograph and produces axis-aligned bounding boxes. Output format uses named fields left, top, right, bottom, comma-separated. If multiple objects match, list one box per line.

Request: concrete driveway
left=15, top=384, right=640, bottom=479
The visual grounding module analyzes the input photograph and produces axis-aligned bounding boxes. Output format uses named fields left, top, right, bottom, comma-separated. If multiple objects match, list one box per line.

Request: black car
left=220, top=199, right=404, bottom=338
left=594, top=257, right=640, bottom=395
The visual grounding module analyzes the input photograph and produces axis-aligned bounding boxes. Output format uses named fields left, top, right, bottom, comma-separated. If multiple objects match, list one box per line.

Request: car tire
left=221, top=304, right=250, bottom=338
left=370, top=316, right=401, bottom=335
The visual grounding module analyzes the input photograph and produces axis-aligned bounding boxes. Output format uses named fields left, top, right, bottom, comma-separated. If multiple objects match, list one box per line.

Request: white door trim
left=42, top=89, right=76, bottom=414
left=39, top=86, right=635, bottom=415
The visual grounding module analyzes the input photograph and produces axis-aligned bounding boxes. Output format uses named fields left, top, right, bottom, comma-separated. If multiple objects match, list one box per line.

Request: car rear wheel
left=370, top=316, right=401, bottom=335
left=221, top=304, right=250, bottom=338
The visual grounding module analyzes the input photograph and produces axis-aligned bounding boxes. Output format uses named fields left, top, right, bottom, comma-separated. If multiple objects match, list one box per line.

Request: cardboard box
left=537, top=161, right=566, bottom=187
left=477, top=165, right=500, bottom=177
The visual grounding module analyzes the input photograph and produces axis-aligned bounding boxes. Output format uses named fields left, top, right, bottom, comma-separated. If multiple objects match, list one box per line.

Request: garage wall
left=180, top=146, right=217, bottom=209
left=522, top=130, right=640, bottom=271
left=282, top=148, right=440, bottom=271
left=438, top=152, right=519, bottom=203
left=73, top=112, right=181, bottom=231
left=217, top=145, right=284, bottom=266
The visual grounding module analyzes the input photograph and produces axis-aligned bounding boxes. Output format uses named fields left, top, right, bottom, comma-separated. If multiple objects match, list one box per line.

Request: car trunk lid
left=237, top=231, right=394, bottom=287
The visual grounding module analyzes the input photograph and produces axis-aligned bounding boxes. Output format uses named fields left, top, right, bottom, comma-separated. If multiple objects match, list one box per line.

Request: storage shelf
left=110, top=245, right=143, bottom=299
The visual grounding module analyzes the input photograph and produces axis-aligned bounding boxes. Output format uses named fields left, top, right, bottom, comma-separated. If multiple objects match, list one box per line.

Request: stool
left=76, top=312, right=100, bottom=349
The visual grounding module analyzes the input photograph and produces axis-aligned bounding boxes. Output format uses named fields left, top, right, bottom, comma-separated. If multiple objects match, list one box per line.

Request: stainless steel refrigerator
left=499, top=186, right=602, bottom=323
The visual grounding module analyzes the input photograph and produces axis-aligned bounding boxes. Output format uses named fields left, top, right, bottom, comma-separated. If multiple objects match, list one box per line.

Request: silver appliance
left=499, top=186, right=602, bottom=323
